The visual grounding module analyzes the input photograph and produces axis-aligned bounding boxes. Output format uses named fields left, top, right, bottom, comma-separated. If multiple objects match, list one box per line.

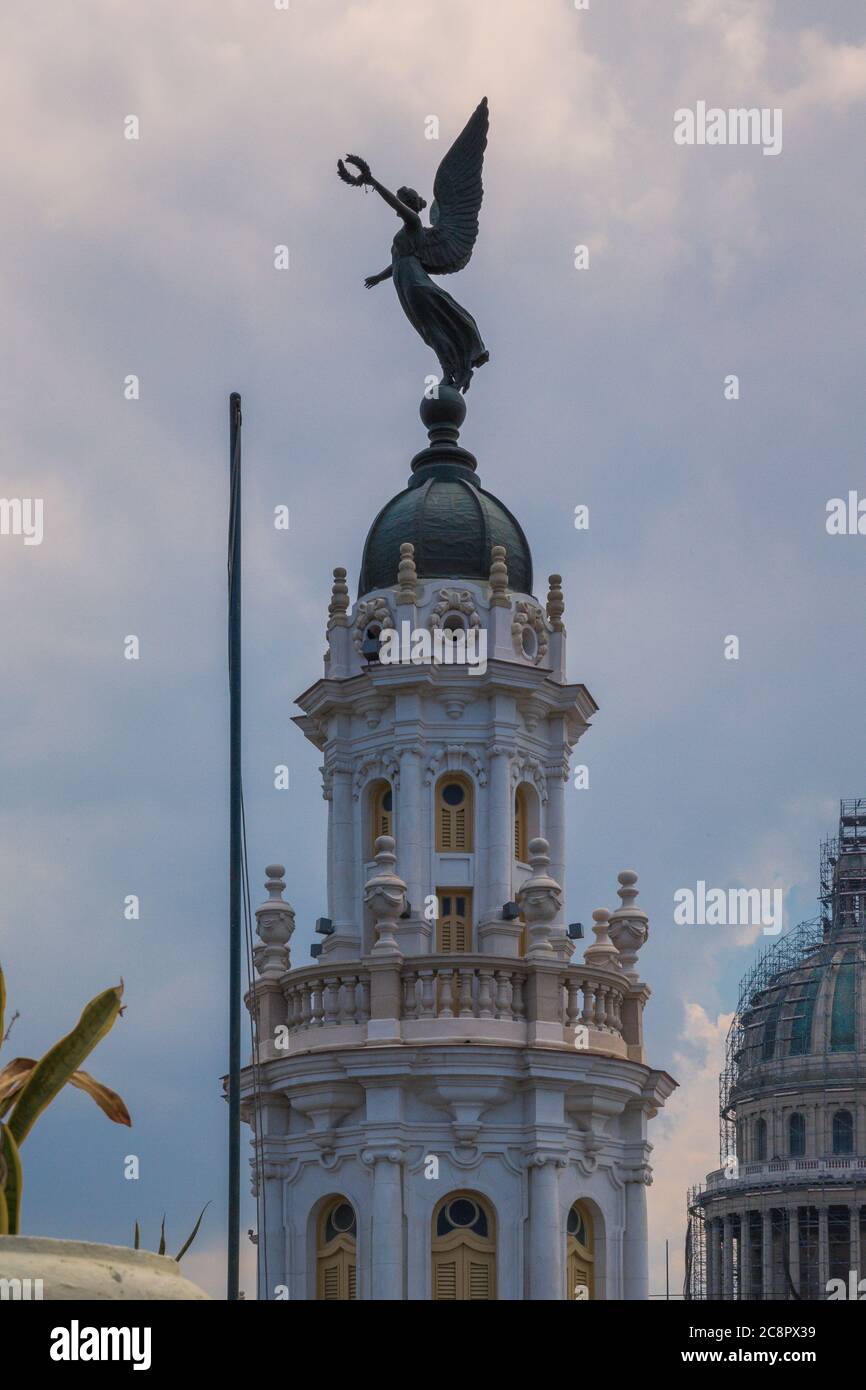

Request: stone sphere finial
left=517, top=837, right=563, bottom=959
left=364, top=836, right=406, bottom=957
left=608, top=870, right=649, bottom=982
left=254, top=863, right=295, bottom=976
left=489, top=545, right=510, bottom=608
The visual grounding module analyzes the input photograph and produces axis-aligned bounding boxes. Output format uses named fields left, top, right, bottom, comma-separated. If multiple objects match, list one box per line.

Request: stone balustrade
left=705, top=1155, right=866, bottom=1191
left=248, top=954, right=640, bottom=1062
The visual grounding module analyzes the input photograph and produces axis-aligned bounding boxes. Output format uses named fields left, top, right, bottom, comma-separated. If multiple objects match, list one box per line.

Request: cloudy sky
left=2, top=0, right=865, bottom=1298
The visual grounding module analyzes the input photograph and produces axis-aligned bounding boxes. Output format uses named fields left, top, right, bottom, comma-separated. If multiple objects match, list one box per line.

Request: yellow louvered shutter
left=454, top=807, right=466, bottom=850
left=468, top=1258, right=493, bottom=1300
left=320, top=1262, right=340, bottom=1300
left=440, top=803, right=452, bottom=849
left=433, top=1258, right=458, bottom=1300
left=347, top=1263, right=357, bottom=1301
left=437, top=893, right=471, bottom=953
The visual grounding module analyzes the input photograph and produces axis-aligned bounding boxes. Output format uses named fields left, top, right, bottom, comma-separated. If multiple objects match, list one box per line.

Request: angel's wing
left=420, top=97, right=489, bottom=276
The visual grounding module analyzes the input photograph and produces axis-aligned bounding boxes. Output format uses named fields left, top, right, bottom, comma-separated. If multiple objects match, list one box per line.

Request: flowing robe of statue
left=338, top=98, right=490, bottom=393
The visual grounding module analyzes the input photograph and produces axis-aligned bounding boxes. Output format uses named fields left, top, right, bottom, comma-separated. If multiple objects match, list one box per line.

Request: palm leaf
left=133, top=1220, right=141, bottom=1250
left=158, top=1214, right=166, bottom=1256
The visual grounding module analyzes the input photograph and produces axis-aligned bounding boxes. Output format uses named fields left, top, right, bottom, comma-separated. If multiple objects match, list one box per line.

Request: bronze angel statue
left=338, top=98, right=490, bottom=392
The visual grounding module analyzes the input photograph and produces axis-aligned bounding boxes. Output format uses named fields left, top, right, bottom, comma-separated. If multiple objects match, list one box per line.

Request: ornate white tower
left=242, top=388, right=676, bottom=1301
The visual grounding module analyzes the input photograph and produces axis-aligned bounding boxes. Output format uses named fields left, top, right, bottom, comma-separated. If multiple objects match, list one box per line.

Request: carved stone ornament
left=511, top=600, right=549, bottom=665
left=427, top=587, right=481, bottom=631
left=353, top=596, right=395, bottom=653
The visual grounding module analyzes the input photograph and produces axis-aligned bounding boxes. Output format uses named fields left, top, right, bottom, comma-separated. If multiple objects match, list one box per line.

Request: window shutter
left=434, top=1259, right=458, bottom=1300
left=347, top=1263, right=357, bottom=1300
left=321, top=1262, right=340, bottom=1300
left=468, top=1259, right=492, bottom=1300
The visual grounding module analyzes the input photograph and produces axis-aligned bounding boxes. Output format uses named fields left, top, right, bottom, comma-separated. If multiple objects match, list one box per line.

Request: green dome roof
left=358, top=388, right=533, bottom=596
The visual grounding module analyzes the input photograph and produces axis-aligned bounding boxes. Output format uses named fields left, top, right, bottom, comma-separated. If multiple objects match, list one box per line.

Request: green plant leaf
left=174, top=1202, right=210, bottom=1261
left=8, top=983, right=124, bottom=1145
left=0, top=964, right=5, bottom=1053
left=134, top=1220, right=141, bottom=1251
left=158, top=1215, right=166, bottom=1256
left=0, top=1181, right=7, bottom=1235
left=0, top=1122, right=22, bottom=1234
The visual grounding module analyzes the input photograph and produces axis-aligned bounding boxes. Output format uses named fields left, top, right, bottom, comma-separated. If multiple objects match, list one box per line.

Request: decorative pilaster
left=526, top=1152, right=566, bottom=1299
left=362, top=1148, right=404, bottom=1300
left=623, top=1166, right=651, bottom=1300
left=478, top=743, right=519, bottom=955
left=394, top=744, right=430, bottom=955
left=323, top=756, right=359, bottom=959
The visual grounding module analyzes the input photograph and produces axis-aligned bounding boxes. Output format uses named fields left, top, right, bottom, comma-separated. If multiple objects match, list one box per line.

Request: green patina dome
left=359, top=389, right=533, bottom=596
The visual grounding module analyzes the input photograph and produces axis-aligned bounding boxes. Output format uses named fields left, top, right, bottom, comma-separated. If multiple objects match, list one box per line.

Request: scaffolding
left=687, top=799, right=866, bottom=1299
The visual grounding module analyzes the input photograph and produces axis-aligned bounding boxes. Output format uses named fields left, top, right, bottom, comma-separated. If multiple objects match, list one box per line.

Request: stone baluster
left=309, top=978, right=324, bottom=1027
left=419, top=969, right=435, bottom=1018
left=478, top=968, right=495, bottom=1018
left=337, top=975, right=356, bottom=1023
left=438, top=969, right=455, bottom=1018
left=495, top=970, right=513, bottom=1019
left=402, top=970, right=419, bottom=1019
left=322, top=978, right=340, bottom=1025
left=512, top=972, right=526, bottom=1019
left=357, top=976, right=371, bottom=1023
left=458, top=968, right=474, bottom=1017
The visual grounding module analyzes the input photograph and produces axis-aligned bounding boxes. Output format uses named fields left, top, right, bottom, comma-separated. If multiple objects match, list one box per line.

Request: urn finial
left=516, top=837, right=563, bottom=959
left=489, top=545, right=510, bottom=608
left=254, top=864, right=295, bottom=976
left=364, top=835, right=407, bottom=957
left=584, top=908, right=619, bottom=966
left=608, top=870, right=649, bottom=982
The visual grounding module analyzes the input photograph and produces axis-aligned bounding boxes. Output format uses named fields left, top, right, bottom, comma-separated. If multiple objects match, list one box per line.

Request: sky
left=2, top=0, right=865, bottom=1300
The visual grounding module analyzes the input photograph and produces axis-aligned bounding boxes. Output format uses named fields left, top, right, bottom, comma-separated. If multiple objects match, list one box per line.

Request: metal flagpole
left=227, top=391, right=242, bottom=1300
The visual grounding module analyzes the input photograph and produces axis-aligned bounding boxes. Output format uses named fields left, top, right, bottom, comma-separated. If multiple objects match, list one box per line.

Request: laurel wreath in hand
left=337, top=154, right=372, bottom=187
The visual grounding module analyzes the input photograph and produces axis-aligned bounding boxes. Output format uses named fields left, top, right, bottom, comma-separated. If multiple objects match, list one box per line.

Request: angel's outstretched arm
left=368, top=178, right=421, bottom=230
left=364, top=266, right=393, bottom=289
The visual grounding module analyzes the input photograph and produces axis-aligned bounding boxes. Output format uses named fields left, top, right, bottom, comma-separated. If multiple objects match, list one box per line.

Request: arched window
left=316, top=1197, right=357, bottom=1300
left=789, top=1112, right=806, bottom=1157
left=432, top=1192, right=495, bottom=1300
left=369, top=780, right=393, bottom=854
left=436, top=775, right=473, bottom=852
left=566, top=1202, right=594, bottom=1300
left=754, top=1116, right=767, bottom=1162
left=833, top=1109, right=854, bottom=1156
